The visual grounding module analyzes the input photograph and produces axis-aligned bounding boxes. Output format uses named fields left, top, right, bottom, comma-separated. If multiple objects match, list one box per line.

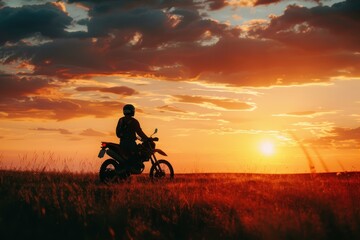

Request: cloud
left=157, top=105, right=187, bottom=113
left=68, top=136, right=83, bottom=141
left=0, top=96, right=125, bottom=121
left=273, top=110, right=337, bottom=118
left=0, top=73, right=53, bottom=99
left=77, top=0, right=320, bottom=9
left=307, top=126, right=360, bottom=149
left=51, top=2, right=67, bottom=13
left=76, top=4, right=238, bottom=49
left=254, top=0, right=282, bottom=5
left=0, top=3, right=72, bottom=45
left=66, top=0, right=228, bottom=12
left=1, top=0, right=359, bottom=88
left=174, top=95, right=255, bottom=111
left=80, top=128, right=106, bottom=136
left=252, top=1, right=360, bottom=52
left=225, top=0, right=320, bottom=7
left=76, top=86, right=138, bottom=96
left=0, top=2, right=240, bottom=79
left=1, top=38, right=112, bottom=78
left=174, top=126, right=281, bottom=136
left=252, top=0, right=318, bottom=6
left=293, top=121, right=334, bottom=128
left=326, top=127, right=360, bottom=141
left=32, top=127, right=72, bottom=135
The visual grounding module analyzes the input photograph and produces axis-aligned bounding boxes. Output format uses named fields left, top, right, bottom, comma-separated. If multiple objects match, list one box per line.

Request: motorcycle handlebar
left=136, top=136, right=159, bottom=142
left=149, top=137, right=159, bottom=142
left=143, top=137, right=158, bottom=142
left=138, top=137, right=159, bottom=142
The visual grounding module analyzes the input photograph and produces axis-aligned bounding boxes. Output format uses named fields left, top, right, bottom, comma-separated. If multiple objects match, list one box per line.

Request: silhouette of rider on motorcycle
left=116, top=104, right=148, bottom=169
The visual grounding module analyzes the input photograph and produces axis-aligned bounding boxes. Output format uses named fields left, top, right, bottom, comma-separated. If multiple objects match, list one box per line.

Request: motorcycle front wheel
left=149, top=159, right=174, bottom=180
left=99, top=159, right=129, bottom=183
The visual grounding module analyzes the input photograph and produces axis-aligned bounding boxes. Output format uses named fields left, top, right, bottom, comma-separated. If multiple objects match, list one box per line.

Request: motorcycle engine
left=137, top=144, right=151, bottom=161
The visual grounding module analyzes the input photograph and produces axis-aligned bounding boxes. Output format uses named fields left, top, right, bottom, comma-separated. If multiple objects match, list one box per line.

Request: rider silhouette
left=116, top=104, right=148, bottom=167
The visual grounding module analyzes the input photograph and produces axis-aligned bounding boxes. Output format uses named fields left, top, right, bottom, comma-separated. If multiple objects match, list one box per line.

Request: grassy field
left=0, top=171, right=359, bottom=240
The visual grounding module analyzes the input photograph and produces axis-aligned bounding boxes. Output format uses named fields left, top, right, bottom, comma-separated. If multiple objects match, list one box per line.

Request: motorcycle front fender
left=154, top=149, right=167, bottom=156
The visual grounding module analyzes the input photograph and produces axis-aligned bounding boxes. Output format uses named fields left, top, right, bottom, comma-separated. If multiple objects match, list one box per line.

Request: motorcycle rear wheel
left=99, top=159, right=129, bottom=183
left=149, top=159, right=174, bottom=180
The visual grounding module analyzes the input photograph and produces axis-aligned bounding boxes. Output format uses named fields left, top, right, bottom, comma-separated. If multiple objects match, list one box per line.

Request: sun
left=259, top=141, right=275, bottom=156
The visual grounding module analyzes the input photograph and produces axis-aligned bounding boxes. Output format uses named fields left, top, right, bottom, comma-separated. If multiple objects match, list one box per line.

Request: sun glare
left=260, top=141, right=275, bottom=156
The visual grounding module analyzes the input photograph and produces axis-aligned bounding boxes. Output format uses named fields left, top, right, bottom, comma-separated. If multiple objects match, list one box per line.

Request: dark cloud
left=206, top=0, right=227, bottom=10
left=66, top=0, right=322, bottom=10
left=1, top=39, right=105, bottom=77
left=0, top=0, right=359, bottom=90
left=32, top=127, right=72, bottom=134
left=66, top=0, right=228, bottom=13
left=0, top=3, right=72, bottom=45
left=86, top=8, right=170, bottom=39
left=174, top=95, right=255, bottom=110
left=252, top=1, right=360, bottom=52
left=76, top=86, right=138, bottom=96
left=80, top=6, right=237, bottom=48
left=0, top=1, right=238, bottom=78
left=1, top=37, right=165, bottom=78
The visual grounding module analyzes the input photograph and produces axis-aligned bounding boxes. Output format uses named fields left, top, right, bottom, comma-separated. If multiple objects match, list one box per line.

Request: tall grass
left=0, top=151, right=100, bottom=173
left=0, top=171, right=359, bottom=239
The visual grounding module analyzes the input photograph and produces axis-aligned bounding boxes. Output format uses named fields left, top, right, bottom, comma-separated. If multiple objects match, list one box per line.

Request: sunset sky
left=1, top=0, right=359, bottom=173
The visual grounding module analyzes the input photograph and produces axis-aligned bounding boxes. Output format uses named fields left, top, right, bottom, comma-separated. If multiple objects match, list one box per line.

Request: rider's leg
left=120, top=141, right=143, bottom=168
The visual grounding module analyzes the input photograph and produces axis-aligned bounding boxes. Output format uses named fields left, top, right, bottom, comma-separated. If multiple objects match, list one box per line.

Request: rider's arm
left=134, top=119, right=148, bottom=140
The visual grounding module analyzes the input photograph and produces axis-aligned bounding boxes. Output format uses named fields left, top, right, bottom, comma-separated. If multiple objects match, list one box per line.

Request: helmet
left=123, top=104, right=135, bottom=116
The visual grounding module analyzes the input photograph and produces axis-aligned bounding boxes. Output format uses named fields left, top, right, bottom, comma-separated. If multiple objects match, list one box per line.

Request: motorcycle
left=97, top=128, right=174, bottom=183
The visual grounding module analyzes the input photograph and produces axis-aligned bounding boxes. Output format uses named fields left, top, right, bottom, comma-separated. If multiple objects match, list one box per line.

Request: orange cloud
left=32, top=127, right=72, bottom=135
left=327, top=127, right=360, bottom=141
left=0, top=96, right=125, bottom=121
left=174, top=95, right=255, bottom=110
left=273, top=111, right=337, bottom=118
left=0, top=73, right=53, bottom=99
left=76, top=86, right=138, bottom=96
left=51, top=2, right=67, bottom=13
left=306, top=126, right=360, bottom=149
left=80, top=128, right=107, bottom=136
left=157, top=105, right=188, bottom=113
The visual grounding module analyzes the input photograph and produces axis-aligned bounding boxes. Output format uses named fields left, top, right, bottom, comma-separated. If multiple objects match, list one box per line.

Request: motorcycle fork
left=150, top=154, right=163, bottom=172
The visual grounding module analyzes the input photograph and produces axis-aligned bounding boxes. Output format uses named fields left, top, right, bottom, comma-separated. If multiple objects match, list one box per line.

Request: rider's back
left=116, top=116, right=138, bottom=141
